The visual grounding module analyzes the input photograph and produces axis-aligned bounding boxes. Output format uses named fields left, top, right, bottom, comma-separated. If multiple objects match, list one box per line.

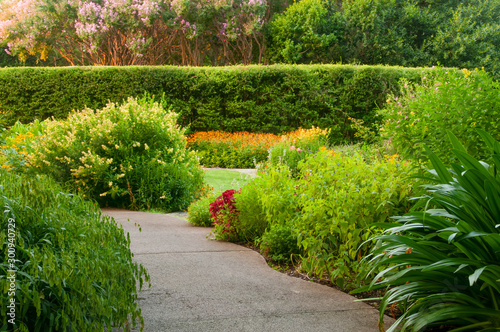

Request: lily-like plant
left=356, top=130, right=500, bottom=332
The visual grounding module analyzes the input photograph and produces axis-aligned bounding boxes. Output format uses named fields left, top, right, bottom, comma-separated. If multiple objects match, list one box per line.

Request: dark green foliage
left=266, top=0, right=343, bottom=64
left=356, top=131, right=500, bottom=331
left=268, top=0, right=500, bottom=77
left=424, top=1, right=500, bottom=77
left=0, top=170, right=149, bottom=331
left=259, top=224, right=301, bottom=264
left=0, top=65, right=427, bottom=141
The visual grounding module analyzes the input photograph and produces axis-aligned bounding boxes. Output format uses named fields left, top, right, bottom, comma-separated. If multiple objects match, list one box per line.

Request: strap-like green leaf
left=425, top=145, right=453, bottom=183
left=485, top=181, right=500, bottom=223
left=477, top=129, right=500, bottom=155
left=469, top=266, right=487, bottom=286
left=447, top=130, right=468, bottom=153
left=454, top=150, right=492, bottom=179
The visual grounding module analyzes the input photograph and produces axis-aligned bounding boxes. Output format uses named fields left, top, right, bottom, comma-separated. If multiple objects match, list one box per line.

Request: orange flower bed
left=187, top=131, right=277, bottom=150
left=186, top=128, right=328, bottom=168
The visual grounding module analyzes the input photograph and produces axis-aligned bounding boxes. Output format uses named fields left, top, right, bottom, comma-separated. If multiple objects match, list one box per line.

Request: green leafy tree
left=425, top=1, right=500, bottom=77
left=267, top=0, right=342, bottom=63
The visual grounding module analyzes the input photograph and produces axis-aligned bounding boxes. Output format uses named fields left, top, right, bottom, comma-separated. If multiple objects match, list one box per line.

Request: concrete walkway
left=103, top=209, right=395, bottom=332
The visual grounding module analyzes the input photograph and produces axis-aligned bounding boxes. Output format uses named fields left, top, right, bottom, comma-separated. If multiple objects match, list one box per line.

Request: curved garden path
left=103, top=208, right=395, bottom=332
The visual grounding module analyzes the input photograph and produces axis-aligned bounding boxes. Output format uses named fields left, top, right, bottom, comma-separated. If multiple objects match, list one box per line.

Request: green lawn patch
left=204, top=169, right=254, bottom=195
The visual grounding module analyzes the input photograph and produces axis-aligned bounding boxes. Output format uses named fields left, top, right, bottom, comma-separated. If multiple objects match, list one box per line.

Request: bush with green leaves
left=229, top=146, right=417, bottom=288
left=0, top=170, right=150, bottom=331
left=380, top=68, right=500, bottom=166
left=357, top=130, right=500, bottom=331
left=259, top=224, right=301, bottom=264
left=187, top=193, right=215, bottom=227
left=268, top=0, right=500, bottom=76
left=29, top=96, right=204, bottom=212
left=233, top=178, right=268, bottom=243
left=294, top=148, right=417, bottom=289
left=210, top=166, right=298, bottom=245
left=266, top=0, right=342, bottom=64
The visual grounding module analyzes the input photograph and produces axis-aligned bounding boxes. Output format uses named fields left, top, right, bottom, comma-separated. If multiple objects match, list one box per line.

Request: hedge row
left=0, top=65, right=431, bottom=139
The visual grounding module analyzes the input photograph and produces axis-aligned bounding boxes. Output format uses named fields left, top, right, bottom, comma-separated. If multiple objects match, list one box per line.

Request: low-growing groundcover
left=357, top=131, right=500, bottom=332
left=0, top=170, right=150, bottom=331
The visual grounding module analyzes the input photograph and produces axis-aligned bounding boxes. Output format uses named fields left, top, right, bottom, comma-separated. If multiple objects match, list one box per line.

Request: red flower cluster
left=209, top=189, right=240, bottom=235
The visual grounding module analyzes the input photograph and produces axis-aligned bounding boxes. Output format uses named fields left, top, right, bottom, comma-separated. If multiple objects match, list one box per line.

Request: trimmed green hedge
left=0, top=65, right=430, bottom=139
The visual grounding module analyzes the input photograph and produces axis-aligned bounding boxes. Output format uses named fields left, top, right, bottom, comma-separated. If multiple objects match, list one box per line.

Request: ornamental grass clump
left=29, top=96, right=204, bottom=212
left=357, top=130, right=500, bottom=331
left=0, top=170, right=150, bottom=331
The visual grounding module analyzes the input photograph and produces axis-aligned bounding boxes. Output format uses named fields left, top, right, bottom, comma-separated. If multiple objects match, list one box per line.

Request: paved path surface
left=103, top=209, right=395, bottom=332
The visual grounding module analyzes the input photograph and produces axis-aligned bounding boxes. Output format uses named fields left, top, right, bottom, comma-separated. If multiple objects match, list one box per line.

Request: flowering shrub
left=294, top=148, right=418, bottom=289
left=267, top=127, right=328, bottom=176
left=230, top=145, right=419, bottom=289
left=209, top=189, right=240, bottom=242
left=379, top=68, right=500, bottom=165
left=0, top=0, right=270, bottom=65
left=188, top=127, right=329, bottom=168
left=0, top=120, right=44, bottom=172
left=29, top=96, right=204, bottom=212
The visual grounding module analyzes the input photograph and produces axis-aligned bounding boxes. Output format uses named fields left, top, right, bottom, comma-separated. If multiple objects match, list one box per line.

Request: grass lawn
left=204, top=169, right=254, bottom=195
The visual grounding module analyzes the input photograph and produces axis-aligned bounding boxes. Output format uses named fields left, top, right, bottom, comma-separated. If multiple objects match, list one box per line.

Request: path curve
left=103, top=209, right=395, bottom=332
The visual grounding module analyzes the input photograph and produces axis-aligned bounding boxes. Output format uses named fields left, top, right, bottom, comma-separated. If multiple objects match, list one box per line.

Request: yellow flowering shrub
left=30, top=96, right=204, bottom=212
left=0, top=120, right=44, bottom=171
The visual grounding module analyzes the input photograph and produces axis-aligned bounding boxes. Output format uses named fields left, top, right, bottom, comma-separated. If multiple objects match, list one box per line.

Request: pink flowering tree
left=166, top=0, right=268, bottom=65
left=0, top=0, right=271, bottom=65
left=216, top=0, right=268, bottom=64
